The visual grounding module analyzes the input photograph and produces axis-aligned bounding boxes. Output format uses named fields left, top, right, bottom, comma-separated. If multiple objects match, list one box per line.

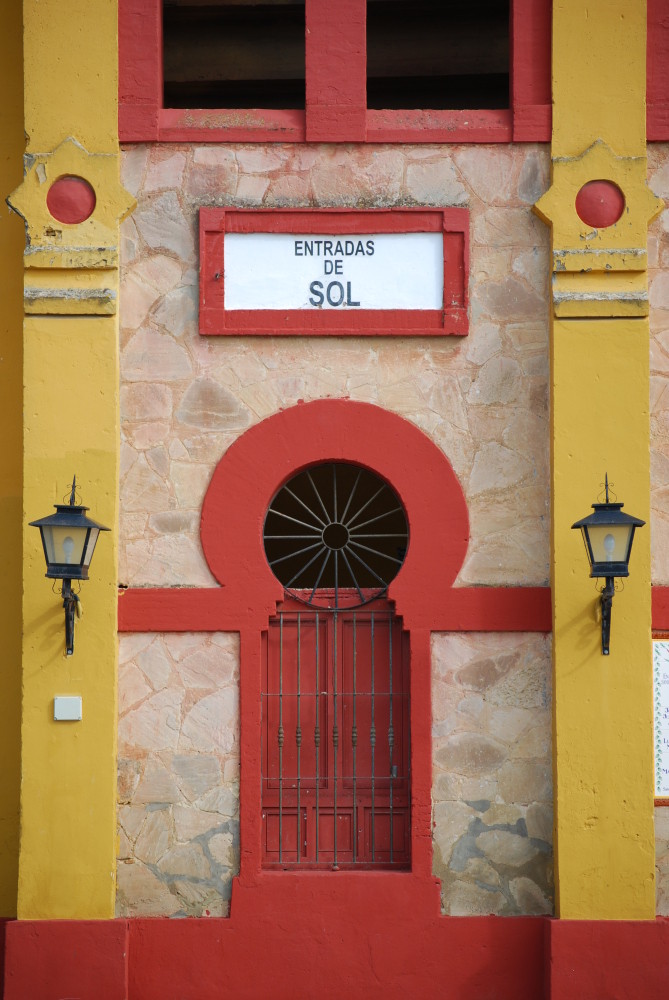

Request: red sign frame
left=199, top=207, right=469, bottom=337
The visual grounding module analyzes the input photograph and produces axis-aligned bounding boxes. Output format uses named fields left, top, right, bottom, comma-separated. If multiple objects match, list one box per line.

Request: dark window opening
left=163, top=0, right=306, bottom=109
left=366, top=0, right=510, bottom=110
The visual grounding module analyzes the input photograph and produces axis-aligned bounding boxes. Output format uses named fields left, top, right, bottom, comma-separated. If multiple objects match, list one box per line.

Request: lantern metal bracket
left=600, top=576, right=615, bottom=656
left=61, top=580, right=80, bottom=657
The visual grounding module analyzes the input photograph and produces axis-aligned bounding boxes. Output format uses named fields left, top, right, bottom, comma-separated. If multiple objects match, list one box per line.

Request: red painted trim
left=2, top=915, right=547, bottom=1000
left=6, top=916, right=669, bottom=1000
left=575, top=180, right=625, bottom=229
left=652, top=587, right=669, bottom=630
left=46, top=177, right=96, bottom=225
left=511, top=0, right=552, bottom=141
left=656, top=797, right=669, bottom=807
left=197, top=401, right=472, bottom=631
left=305, top=0, right=366, bottom=142
left=221, top=210, right=453, bottom=233
left=4, top=919, right=128, bottom=1000
left=118, top=0, right=161, bottom=141
left=0, top=918, right=9, bottom=998
left=547, top=918, right=669, bottom=1000
left=157, top=108, right=306, bottom=144
left=118, top=585, right=551, bottom=634
left=366, top=109, right=514, bottom=144
left=512, top=103, right=552, bottom=142
left=648, top=0, right=669, bottom=141
left=201, top=312, right=466, bottom=338
left=199, top=208, right=469, bottom=338
left=118, top=1, right=552, bottom=144
left=118, top=587, right=231, bottom=633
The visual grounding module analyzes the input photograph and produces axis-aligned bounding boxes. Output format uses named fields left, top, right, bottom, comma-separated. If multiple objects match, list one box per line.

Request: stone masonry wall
left=117, top=632, right=240, bottom=917
left=118, top=142, right=554, bottom=917
left=431, top=632, right=553, bottom=915
left=119, top=143, right=550, bottom=590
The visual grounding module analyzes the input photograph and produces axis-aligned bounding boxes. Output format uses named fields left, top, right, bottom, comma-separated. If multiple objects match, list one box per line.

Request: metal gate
left=261, top=599, right=410, bottom=869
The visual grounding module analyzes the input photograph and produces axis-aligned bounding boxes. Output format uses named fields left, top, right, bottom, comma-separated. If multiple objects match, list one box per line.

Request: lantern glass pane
left=586, top=523, right=633, bottom=566
left=42, top=524, right=88, bottom=567
left=83, top=527, right=100, bottom=569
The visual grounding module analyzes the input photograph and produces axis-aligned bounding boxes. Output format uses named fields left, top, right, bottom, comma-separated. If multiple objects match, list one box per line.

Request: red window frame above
left=119, top=0, right=551, bottom=143
left=648, top=0, right=669, bottom=140
left=199, top=208, right=469, bottom=337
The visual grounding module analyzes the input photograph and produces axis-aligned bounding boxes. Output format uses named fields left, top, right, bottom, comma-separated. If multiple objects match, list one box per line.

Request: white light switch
left=54, top=696, right=82, bottom=721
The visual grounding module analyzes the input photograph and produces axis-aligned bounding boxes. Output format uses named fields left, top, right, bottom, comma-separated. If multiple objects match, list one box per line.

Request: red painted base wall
left=3, top=890, right=669, bottom=1000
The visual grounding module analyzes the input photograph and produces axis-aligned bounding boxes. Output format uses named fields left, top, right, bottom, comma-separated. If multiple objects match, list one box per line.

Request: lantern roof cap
left=28, top=503, right=109, bottom=532
left=29, top=477, right=110, bottom=532
left=571, top=501, right=645, bottom=531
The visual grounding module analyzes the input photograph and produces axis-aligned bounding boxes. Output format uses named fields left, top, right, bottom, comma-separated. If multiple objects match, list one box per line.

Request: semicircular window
left=263, top=462, right=408, bottom=610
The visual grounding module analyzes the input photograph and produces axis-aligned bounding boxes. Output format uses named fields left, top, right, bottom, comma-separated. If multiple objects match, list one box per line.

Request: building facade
left=1, top=1, right=669, bottom=996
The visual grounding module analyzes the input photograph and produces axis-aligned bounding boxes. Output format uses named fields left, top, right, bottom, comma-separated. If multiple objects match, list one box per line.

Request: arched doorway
left=199, top=399, right=470, bottom=881
left=261, top=461, right=410, bottom=868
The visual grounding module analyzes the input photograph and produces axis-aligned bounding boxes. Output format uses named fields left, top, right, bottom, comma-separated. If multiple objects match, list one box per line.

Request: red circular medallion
left=46, top=176, right=96, bottom=224
left=575, top=180, right=625, bottom=228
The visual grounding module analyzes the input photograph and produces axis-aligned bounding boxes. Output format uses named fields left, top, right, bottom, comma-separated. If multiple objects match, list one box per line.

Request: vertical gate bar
left=278, top=613, right=284, bottom=864
left=388, top=614, right=394, bottom=865
left=333, top=467, right=339, bottom=861
left=334, top=465, right=339, bottom=610
left=332, top=609, right=339, bottom=867
left=334, top=549, right=339, bottom=610
left=296, top=612, right=301, bottom=863
left=370, top=611, right=376, bottom=863
left=314, top=611, right=320, bottom=862
left=352, top=611, right=357, bottom=864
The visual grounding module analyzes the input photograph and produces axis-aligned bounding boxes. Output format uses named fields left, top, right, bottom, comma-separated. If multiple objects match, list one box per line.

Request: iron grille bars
left=261, top=606, right=409, bottom=870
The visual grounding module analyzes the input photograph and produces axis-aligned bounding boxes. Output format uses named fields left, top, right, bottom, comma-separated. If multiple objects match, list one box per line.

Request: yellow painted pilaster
left=9, top=1, right=133, bottom=918
left=0, top=0, right=25, bottom=917
left=552, top=0, right=646, bottom=159
left=536, top=1, right=660, bottom=918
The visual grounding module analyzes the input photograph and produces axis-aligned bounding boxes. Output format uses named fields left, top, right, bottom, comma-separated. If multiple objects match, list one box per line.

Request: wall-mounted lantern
left=571, top=476, right=645, bottom=656
left=29, top=478, right=110, bottom=656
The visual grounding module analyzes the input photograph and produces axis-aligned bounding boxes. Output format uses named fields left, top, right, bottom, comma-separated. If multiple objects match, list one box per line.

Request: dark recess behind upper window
left=163, top=0, right=306, bottom=109
left=366, top=0, right=509, bottom=110
left=163, top=0, right=509, bottom=113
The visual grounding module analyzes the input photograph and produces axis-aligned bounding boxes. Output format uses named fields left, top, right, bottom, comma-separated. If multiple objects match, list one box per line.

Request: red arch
left=200, top=399, right=469, bottom=629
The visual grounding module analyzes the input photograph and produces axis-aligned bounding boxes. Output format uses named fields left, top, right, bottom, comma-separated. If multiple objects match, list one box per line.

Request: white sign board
left=224, top=232, right=444, bottom=310
left=654, top=641, right=669, bottom=796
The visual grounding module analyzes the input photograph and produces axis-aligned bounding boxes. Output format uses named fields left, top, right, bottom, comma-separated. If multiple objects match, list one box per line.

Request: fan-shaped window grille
left=263, top=462, right=408, bottom=610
